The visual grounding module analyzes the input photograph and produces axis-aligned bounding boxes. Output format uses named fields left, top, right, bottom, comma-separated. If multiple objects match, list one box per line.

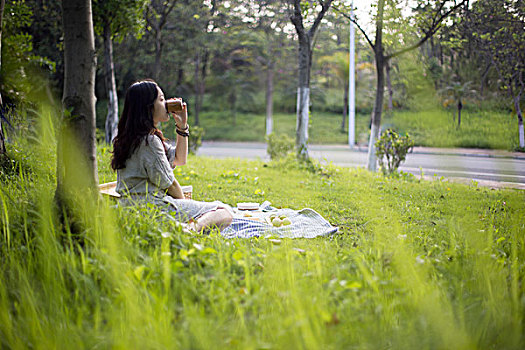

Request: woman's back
left=116, top=134, right=176, bottom=196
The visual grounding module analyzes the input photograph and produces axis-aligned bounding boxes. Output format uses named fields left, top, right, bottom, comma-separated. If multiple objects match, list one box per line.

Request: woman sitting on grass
left=111, top=79, right=232, bottom=233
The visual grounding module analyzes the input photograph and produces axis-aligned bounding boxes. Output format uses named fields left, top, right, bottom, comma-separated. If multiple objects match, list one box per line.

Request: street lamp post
left=348, top=1, right=355, bottom=148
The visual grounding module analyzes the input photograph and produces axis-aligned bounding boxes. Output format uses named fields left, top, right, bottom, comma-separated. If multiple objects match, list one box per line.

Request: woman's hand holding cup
left=166, top=98, right=188, bottom=129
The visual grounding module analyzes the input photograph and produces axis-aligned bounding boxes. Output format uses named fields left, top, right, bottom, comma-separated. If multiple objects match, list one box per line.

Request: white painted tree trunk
left=265, top=64, right=274, bottom=136
left=296, top=87, right=310, bottom=158
left=515, top=96, right=524, bottom=148
left=366, top=0, right=385, bottom=172
left=367, top=122, right=379, bottom=170
left=519, top=123, right=524, bottom=149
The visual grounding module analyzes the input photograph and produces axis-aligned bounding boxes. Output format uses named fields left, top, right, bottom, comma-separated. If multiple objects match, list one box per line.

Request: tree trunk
left=265, top=61, right=274, bottom=136
left=103, top=21, right=118, bottom=144
left=296, top=33, right=312, bottom=159
left=367, top=0, right=386, bottom=172
left=193, top=53, right=201, bottom=126
left=199, top=51, right=209, bottom=122
left=230, top=88, right=237, bottom=126
left=342, top=83, right=348, bottom=131
left=58, top=0, right=98, bottom=196
left=515, top=96, right=525, bottom=148
left=0, top=116, right=5, bottom=158
left=480, top=62, right=491, bottom=98
left=457, top=100, right=462, bottom=128
left=153, top=28, right=162, bottom=80
left=175, top=67, right=184, bottom=90
left=0, top=0, right=5, bottom=158
left=386, top=59, right=394, bottom=111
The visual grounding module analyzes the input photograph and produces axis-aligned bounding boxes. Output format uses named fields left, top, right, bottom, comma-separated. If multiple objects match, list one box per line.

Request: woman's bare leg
left=194, top=207, right=232, bottom=233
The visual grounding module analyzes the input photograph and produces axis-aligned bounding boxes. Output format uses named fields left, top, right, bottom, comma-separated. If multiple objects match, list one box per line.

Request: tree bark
left=175, top=67, right=184, bottom=90
left=0, top=116, right=4, bottom=158
left=58, top=0, right=98, bottom=195
left=366, top=0, right=386, bottom=172
left=480, top=62, right=491, bottom=98
left=386, top=59, right=394, bottom=111
left=193, top=53, right=201, bottom=126
left=290, top=0, right=332, bottom=159
left=146, top=0, right=176, bottom=81
left=103, top=21, right=119, bottom=144
left=265, top=61, right=274, bottom=136
left=0, top=0, right=5, bottom=158
left=515, top=96, right=525, bottom=149
left=457, top=100, right=462, bottom=128
left=154, top=28, right=162, bottom=80
left=296, top=32, right=311, bottom=159
left=336, top=0, right=468, bottom=171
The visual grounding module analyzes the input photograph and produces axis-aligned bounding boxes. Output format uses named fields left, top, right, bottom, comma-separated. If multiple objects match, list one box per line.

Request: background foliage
left=1, top=0, right=523, bottom=150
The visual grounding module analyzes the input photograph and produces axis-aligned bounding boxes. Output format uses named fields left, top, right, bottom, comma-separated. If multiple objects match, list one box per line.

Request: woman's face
left=152, top=86, right=169, bottom=126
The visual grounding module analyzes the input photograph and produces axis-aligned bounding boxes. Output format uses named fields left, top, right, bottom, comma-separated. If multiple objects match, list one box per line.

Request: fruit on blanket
left=271, top=217, right=282, bottom=227
left=282, top=218, right=291, bottom=226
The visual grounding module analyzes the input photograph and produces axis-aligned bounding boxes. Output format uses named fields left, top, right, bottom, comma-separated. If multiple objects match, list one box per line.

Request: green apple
left=282, top=218, right=291, bottom=226
left=272, top=217, right=282, bottom=227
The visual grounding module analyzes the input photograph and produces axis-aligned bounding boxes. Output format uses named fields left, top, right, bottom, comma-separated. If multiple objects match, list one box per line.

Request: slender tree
left=228, top=0, right=290, bottom=135
left=439, top=80, right=475, bottom=128
left=93, top=0, right=146, bottom=144
left=57, top=0, right=98, bottom=202
left=465, top=0, right=524, bottom=148
left=319, top=52, right=350, bottom=131
left=335, top=0, right=468, bottom=171
left=192, top=0, right=219, bottom=126
left=146, top=0, right=177, bottom=81
left=288, top=0, right=333, bottom=159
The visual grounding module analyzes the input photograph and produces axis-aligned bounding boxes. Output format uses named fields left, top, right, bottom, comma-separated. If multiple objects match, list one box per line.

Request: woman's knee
left=210, top=208, right=232, bottom=228
left=218, top=208, right=233, bottom=227
left=196, top=208, right=232, bottom=232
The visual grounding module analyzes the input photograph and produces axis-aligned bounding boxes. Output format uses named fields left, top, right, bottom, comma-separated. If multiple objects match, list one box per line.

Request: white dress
left=116, top=134, right=220, bottom=221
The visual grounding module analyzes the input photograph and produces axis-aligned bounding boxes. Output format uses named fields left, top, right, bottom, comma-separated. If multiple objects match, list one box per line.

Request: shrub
left=375, top=129, right=415, bottom=175
left=265, top=132, right=295, bottom=160
left=189, top=125, right=204, bottom=154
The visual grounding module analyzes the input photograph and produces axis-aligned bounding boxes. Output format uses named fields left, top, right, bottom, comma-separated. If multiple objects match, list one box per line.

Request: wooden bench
left=98, top=181, right=193, bottom=199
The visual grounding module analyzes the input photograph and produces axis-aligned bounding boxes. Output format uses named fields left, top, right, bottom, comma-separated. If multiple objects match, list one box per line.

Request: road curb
left=315, top=145, right=525, bottom=160
left=200, top=141, right=525, bottom=160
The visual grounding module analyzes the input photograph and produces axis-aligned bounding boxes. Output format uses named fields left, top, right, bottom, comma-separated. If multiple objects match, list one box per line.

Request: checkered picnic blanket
left=221, top=201, right=338, bottom=239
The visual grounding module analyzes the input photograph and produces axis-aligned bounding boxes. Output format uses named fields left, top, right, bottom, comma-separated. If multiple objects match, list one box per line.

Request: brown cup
left=165, top=98, right=183, bottom=113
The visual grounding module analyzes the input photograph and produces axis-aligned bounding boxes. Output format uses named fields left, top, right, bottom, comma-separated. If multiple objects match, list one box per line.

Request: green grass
left=388, top=108, right=521, bottom=150
left=195, top=111, right=371, bottom=145
left=1, top=106, right=525, bottom=349
left=96, top=97, right=521, bottom=150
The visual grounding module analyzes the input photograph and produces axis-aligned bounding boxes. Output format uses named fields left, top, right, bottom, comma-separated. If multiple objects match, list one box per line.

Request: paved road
left=197, top=141, right=525, bottom=190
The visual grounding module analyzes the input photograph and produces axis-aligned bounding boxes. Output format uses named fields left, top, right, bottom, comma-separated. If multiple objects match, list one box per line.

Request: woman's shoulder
left=142, top=134, right=164, bottom=147
left=138, top=134, right=166, bottom=156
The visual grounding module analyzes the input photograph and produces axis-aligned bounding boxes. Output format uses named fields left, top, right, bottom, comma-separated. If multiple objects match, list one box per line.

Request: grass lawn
left=1, top=110, right=524, bottom=349
left=192, top=111, right=372, bottom=145
left=97, top=98, right=522, bottom=150
left=176, top=109, right=521, bottom=150
left=387, top=108, right=521, bottom=150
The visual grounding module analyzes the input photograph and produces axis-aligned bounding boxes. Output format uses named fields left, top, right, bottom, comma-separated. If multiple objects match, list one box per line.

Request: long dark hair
left=111, top=79, right=166, bottom=170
